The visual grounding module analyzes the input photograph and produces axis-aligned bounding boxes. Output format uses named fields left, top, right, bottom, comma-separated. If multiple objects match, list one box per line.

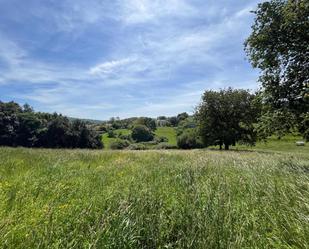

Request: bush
left=155, top=136, right=169, bottom=143
left=140, top=141, right=158, bottom=146
left=133, top=117, right=157, bottom=131
left=107, top=130, right=116, bottom=138
left=155, top=143, right=177, bottom=150
left=118, top=134, right=132, bottom=141
left=110, top=139, right=130, bottom=150
left=177, top=129, right=203, bottom=149
left=131, top=125, right=154, bottom=142
left=127, top=143, right=147, bottom=150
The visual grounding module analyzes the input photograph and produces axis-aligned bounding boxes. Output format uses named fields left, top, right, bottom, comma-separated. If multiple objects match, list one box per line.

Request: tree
left=245, top=0, right=309, bottom=139
left=177, top=112, right=189, bottom=124
left=133, top=117, right=156, bottom=131
left=196, top=88, right=260, bottom=150
left=70, top=120, right=103, bottom=149
left=131, top=125, right=154, bottom=142
left=168, top=116, right=178, bottom=127
left=110, top=139, right=130, bottom=150
left=44, top=116, right=71, bottom=148
left=0, top=101, right=22, bottom=146
left=0, top=101, right=103, bottom=149
left=16, top=112, right=43, bottom=147
left=177, top=129, right=202, bottom=149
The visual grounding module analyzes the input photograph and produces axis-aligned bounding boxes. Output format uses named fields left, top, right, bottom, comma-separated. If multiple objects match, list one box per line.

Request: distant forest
left=0, top=101, right=103, bottom=149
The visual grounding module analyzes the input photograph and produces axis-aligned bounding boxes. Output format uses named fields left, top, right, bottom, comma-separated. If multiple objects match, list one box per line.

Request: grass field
left=155, top=127, right=177, bottom=146
left=0, top=147, right=308, bottom=248
left=102, top=129, right=132, bottom=149
left=102, top=127, right=307, bottom=154
left=102, top=127, right=177, bottom=149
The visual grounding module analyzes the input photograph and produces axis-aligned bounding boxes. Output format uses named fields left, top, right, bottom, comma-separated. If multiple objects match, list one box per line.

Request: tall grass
left=0, top=148, right=308, bottom=248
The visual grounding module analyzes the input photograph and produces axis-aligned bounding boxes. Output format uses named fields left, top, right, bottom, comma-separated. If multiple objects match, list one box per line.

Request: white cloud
left=89, top=57, right=136, bottom=75
left=0, top=33, right=26, bottom=67
left=0, top=0, right=261, bottom=119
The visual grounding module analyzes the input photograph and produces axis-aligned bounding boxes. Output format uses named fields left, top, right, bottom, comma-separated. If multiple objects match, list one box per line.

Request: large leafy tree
left=196, top=88, right=260, bottom=150
left=245, top=0, right=309, bottom=138
left=131, top=125, right=154, bottom=142
left=0, top=101, right=22, bottom=146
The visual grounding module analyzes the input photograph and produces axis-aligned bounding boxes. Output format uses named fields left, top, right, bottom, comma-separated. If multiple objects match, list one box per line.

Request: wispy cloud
left=89, top=57, right=137, bottom=75
left=0, top=0, right=261, bottom=119
left=120, top=0, right=197, bottom=24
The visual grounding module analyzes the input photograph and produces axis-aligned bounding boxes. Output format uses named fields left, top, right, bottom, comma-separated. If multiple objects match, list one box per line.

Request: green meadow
left=102, top=127, right=177, bottom=149
left=102, top=129, right=132, bottom=149
left=0, top=145, right=308, bottom=248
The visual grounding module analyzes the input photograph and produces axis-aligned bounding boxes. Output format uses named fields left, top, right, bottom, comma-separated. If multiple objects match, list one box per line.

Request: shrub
left=127, top=143, right=147, bottom=150
left=133, top=117, right=157, bottom=131
left=177, top=129, right=203, bottom=149
left=98, top=125, right=107, bottom=132
left=140, top=141, right=158, bottom=146
left=155, top=136, right=169, bottom=143
left=110, top=139, right=130, bottom=150
left=131, top=125, right=154, bottom=142
left=119, top=134, right=132, bottom=141
left=107, top=130, right=116, bottom=138
left=155, top=143, right=177, bottom=150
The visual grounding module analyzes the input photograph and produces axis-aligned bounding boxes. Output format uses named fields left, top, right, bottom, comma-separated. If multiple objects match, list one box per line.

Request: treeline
left=96, top=112, right=189, bottom=133
left=0, top=101, right=103, bottom=149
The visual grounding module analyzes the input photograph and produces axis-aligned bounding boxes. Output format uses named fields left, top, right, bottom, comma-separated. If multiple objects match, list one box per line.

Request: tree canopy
left=0, top=101, right=103, bottom=149
left=131, top=125, right=154, bottom=142
left=245, top=0, right=309, bottom=138
left=196, top=88, right=260, bottom=150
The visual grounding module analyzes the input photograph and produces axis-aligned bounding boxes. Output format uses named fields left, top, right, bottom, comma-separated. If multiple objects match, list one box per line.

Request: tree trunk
left=224, top=144, right=229, bottom=150
left=219, top=144, right=222, bottom=150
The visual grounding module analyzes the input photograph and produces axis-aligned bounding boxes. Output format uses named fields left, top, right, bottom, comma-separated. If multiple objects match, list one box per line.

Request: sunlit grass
left=0, top=147, right=308, bottom=248
left=155, top=127, right=177, bottom=146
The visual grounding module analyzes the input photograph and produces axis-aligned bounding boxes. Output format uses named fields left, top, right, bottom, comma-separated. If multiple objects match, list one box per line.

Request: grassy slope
left=102, top=129, right=131, bottom=149
left=102, top=127, right=177, bottom=149
left=103, top=127, right=308, bottom=154
left=155, top=127, right=177, bottom=145
left=0, top=148, right=308, bottom=248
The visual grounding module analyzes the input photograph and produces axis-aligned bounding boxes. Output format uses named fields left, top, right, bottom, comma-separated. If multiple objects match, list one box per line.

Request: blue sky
left=0, top=0, right=262, bottom=120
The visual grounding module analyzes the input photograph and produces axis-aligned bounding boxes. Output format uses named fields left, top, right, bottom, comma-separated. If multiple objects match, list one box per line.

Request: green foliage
left=196, top=88, right=260, bottom=150
left=255, top=109, right=297, bottom=140
left=107, top=130, right=116, bottom=138
left=0, top=101, right=103, bottom=149
left=1, top=148, right=308, bottom=248
left=168, top=116, right=178, bottom=126
left=133, top=117, right=157, bottom=131
left=245, top=0, right=309, bottom=138
left=177, top=129, right=203, bottom=149
left=118, top=133, right=132, bottom=141
left=176, top=116, right=197, bottom=136
left=155, top=127, right=177, bottom=146
left=177, top=112, right=189, bottom=124
left=155, top=142, right=177, bottom=150
left=299, top=113, right=309, bottom=141
left=131, top=125, right=154, bottom=142
left=127, top=143, right=147, bottom=150
left=154, top=136, right=169, bottom=143
left=110, top=139, right=130, bottom=150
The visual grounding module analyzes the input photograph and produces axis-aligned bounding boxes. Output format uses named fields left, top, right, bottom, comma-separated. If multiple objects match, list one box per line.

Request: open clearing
left=0, top=147, right=308, bottom=248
